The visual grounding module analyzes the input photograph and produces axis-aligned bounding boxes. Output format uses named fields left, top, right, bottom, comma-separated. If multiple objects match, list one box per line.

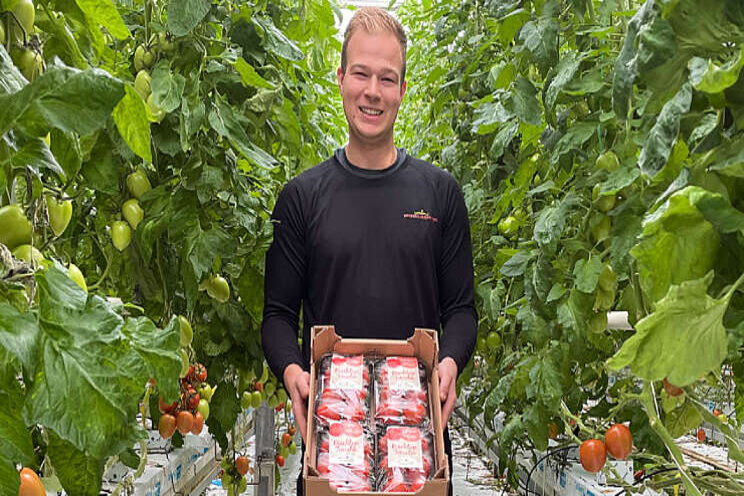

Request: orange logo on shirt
left=403, top=209, right=438, bottom=222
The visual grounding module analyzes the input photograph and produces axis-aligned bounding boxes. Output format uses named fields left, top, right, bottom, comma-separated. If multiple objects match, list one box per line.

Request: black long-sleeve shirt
left=261, top=148, right=477, bottom=381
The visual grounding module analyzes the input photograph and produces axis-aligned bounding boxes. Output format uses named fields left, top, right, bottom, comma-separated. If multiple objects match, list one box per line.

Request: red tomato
left=158, top=414, right=176, bottom=439
left=579, top=439, right=607, bottom=473
left=663, top=378, right=684, bottom=397
left=19, top=467, right=45, bottom=496
left=236, top=456, right=250, bottom=476
left=176, top=411, right=193, bottom=435
left=605, top=424, right=632, bottom=460
left=275, top=454, right=285, bottom=467
left=697, top=428, right=706, bottom=442
left=191, top=411, right=204, bottom=435
left=159, top=396, right=178, bottom=414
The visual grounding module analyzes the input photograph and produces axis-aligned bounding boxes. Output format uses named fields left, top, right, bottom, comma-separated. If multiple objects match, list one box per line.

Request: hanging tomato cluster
left=579, top=424, right=633, bottom=473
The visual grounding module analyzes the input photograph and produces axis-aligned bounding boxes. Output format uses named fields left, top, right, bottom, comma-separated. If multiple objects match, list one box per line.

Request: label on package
left=387, top=427, right=423, bottom=469
left=387, top=357, right=421, bottom=391
left=330, top=354, right=364, bottom=390
left=328, top=422, right=364, bottom=466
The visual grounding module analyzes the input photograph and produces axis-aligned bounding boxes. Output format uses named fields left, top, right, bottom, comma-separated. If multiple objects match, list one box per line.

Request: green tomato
left=122, top=198, right=144, bottom=230
left=134, top=44, right=155, bottom=71
left=596, top=151, right=620, bottom=172
left=0, top=204, right=32, bottom=250
left=45, top=195, right=72, bottom=237
left=590, top=215, right=611, bottom=244
left=126, top=169, right=151, bottom=199
left=133, top=70, right=151, bottom=99
left=146, top=93, right=166, bottom=123
left=264, top=382, right=276, bottom=398
left=486, top=331, right=501, bottom=350
left=285, top=399, right=291, bottom=413
left=179, top=315, right=193, bottom=347
left=241, top=391, right=253, bottom=410
left=276, top=388, right=287, bottom=404
left=156, top=31, right=175, bottom=53
left=68, top=263, right=87, bottom=293
left=280, top=446, right=289, bottom=459
left=497, top=216, right=519, bottom=236
left=251, top=390, right=263, bottom=408
left=288, top=441, right=297, bottom=455
left=111, top=220, right=132, bottom=251
left=477, top=336, right=487, bottom=352
left=198, top=398, right=210, bottom=420
left=11, top=47, right=43, bottom=81
left=205, top=275, right=230, bottom=303
left=179, top=348, right=189, bottom=377
left=12, top=244, right=44, bottom=268
left=9, top=0, right=35, bottom=42
left=598, top=265, right=616, bottom=292
left=268, top=394, right=278, bottom=409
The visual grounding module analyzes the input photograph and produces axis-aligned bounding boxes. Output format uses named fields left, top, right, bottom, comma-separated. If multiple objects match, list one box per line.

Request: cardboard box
left=303, top=325, right=449, bottom=495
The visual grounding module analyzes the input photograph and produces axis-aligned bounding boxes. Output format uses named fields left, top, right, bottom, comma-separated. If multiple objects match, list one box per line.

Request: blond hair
left=341, top=7, right=407, bottom=83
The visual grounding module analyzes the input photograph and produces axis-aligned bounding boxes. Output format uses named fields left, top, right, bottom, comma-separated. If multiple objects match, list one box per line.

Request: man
left=261, top=7, right=477, bottom=495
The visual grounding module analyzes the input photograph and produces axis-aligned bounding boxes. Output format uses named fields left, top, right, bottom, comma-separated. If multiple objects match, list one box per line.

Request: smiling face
left=337, top=30, right=406, bottom=151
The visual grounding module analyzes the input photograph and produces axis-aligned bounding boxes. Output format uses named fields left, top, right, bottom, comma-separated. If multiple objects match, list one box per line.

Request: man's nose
left=363, top=77, right=381, bottom=99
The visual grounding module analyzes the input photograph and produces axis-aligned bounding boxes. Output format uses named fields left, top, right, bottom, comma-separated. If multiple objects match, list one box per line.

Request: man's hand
left=438, top=357, right=458, bottom=427
left=283, top=363, right=310, bottom=444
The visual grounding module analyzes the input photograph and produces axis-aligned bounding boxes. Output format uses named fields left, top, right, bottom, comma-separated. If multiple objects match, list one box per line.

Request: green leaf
left=113, top=85, right=152, bottom=162
left=151, top=61, right=186, bottom=113
left=545, top=52, right=581, bottom=122
left=50, top=129, right=83, bottom=179
left=234, top=58, right=275, bottom=89
left=518, top=1, right=558, bottom=74
left=706, top=134, right=744, bottom=178
left=665, top=400, right=703, bottom=438
left=208, top=100, right=277, bottom=169
left=608, top=272, right=729, bottom=387
left=253, top=16, right=304, bottom=61
left=533, top=193, right=577, bottom=249
left=683, top=186, right=744, bottom=234
left=74, top=0, right=131, bottom=40
left=689, top=46, right=744, bottom=94
left=121, top=316, right=181, bottom=403
left=11, top=137, right=65, bottom=178
left=206, top=380, right=241, bottom=451
left=523, top=403, right=550, bottom=452
left=526, top=350, right=563, bottom=410
left=471, top=101, right=514, bottom=135
left=0, top=303, right=40, bottom=372
left=599, top=165, right=641, bottom=195
left=488, top=120, right=519, bottom=160
left=638, top=83, right=692, bottom=178
left=47, top=429, right=107, bottom=496
left=23, top=267, right=153, bottom=459
left=0, top=381, right=35, bottom=474
left=550, top=122, right=596, bottom=162
left=12, top=67, right=125, bottom=137
left=500, top=250, right=531, bottom=277
left=0, top=45, right=27, bottom=94
left=484, top=371, right=515, bottom=423
left=506, top=76, right=541, bottom=126
left=612, top=2, right=657, bottom=118
left=167, top=0, right=210, bottom=37
left=573, top=257, right=603, bottom=293
left=631, top=187, right=720, bottom=304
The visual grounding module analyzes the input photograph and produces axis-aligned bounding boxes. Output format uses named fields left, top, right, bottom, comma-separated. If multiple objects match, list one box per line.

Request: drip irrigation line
left=522, top=445, right=576, bottom=495
left=611, top=467, right=678, bottom=496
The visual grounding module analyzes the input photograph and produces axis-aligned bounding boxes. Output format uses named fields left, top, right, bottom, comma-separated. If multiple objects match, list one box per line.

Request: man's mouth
left=360, top=107, right=382, bottom=116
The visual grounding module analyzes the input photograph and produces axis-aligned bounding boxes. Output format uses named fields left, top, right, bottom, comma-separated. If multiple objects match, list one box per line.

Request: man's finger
left=440, top=372, right=452, bottom=403
left=441, top=385, right=457, bottom=426
left=298, top=371, right=310, bottom=400
left=294, top=399, right=308, bottom=444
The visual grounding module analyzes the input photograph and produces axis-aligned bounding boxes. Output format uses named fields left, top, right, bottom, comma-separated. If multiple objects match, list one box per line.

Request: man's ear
left=400, top=79, right=407, bottom=98
left=337, top=67, right=344, bottom=95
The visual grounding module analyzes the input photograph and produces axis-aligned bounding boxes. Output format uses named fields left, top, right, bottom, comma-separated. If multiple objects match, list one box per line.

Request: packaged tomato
left=377, top=425, right=434, bottom=492
left=314, top=354, right=371, bottom=425
left=315, top=422, right=375, bottom=493
left=374, top=357, right=429, bottom=426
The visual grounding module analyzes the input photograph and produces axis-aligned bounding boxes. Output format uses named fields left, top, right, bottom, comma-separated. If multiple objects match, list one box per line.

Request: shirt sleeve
left=261, top=180, right=307, bottom=380
left=437, top=176, right=478, bottom=375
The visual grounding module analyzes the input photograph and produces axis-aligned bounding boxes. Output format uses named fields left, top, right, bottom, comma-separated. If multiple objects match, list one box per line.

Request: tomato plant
left=398, top=0, right=744, bottom=492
